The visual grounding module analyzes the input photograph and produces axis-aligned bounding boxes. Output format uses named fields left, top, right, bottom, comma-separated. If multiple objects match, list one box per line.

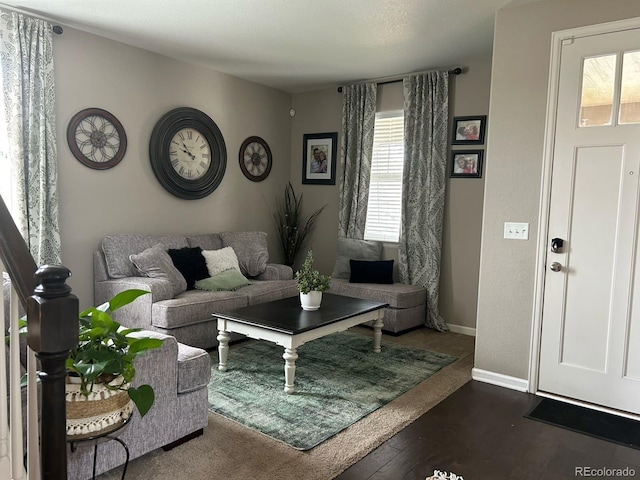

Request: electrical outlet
left=504, top=222, right=529, bottom=240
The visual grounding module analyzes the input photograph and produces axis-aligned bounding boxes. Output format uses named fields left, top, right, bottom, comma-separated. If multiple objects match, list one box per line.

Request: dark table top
left=214, top=293, right=387, bottom=335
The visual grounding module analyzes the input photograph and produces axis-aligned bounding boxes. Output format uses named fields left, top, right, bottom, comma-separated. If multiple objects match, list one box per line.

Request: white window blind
left=364, top=110, right=404, bottom=243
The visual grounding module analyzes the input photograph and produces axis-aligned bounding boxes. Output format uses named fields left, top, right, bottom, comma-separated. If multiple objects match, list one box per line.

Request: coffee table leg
left=372, top=314, right=384, bottom=353
left=217, top=330, right=231, bottom=371
left=283, top=348, right=298, bottom=394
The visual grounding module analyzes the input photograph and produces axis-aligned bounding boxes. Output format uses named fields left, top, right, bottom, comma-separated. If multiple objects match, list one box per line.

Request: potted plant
left=295, top=250, right=330, bottom=311
left=273, top=182, right=327, bottom=267
left=65, top=289, right=164, bottom=438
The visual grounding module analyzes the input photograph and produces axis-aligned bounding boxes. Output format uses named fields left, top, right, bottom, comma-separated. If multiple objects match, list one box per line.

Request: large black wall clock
left=239, top=136, right=272, bottom=182
left=149, top=107, right=227, bottom=199
left=67, top=108, right=127, bottom=170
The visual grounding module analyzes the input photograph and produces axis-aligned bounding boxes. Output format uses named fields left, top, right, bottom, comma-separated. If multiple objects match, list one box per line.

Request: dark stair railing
left=0, top=194, right=78, bottom=479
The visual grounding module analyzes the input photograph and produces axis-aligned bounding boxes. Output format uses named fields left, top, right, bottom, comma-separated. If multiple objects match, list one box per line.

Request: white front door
left=538, top=26, right=640, bottom=414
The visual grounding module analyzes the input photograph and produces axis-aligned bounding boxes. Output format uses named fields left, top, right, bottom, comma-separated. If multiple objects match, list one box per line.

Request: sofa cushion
left=194, top=270, right=252, bottom=292
left=327, top=278, right=426, bottom=309
left=243, top=279, right=299, bottom=305
left=187, top=233, right=223, bottom=251
left=332, top=238, right=383, bottom=279
left=202, top=247, right=241, bottom=277
left=152, top=290, right=248, bottom=329
left=102, top=234, right=189, bottom=278
left=350, top=259, right=394, bottom=284
left=220, top=231, right=268, bottom=277
left=177, top=342, right=211, bottom=394
left=167, top=246, right=209, bottom=290
left=130, top=244, right=187, bottom=297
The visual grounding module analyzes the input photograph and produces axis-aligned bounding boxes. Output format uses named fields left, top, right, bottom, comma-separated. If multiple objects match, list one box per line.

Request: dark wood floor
left=335, top=381, right=640, bottom=480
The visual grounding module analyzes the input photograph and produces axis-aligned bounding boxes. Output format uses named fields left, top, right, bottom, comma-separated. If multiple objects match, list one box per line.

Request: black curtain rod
left=337, top=67, right=462, bottom=93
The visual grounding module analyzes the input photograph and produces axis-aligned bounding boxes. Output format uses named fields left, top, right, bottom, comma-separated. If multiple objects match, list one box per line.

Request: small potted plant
left=295, top=250, right=330, bottom=311
left=65, top=289, right=164, bottom=438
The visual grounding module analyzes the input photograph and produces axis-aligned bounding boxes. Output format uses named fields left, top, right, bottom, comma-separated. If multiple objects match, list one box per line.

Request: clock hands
left=181, top=141, right=196, bottom=160
left=171, top=140, right=196, bottom=160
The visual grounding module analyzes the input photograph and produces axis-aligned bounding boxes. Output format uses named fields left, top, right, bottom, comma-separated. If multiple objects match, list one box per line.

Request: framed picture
left=452, top=115, right=486, bottom=145
left=302, top=132, right=338, bottom=185
left=450, top=150, right=484, bottom=178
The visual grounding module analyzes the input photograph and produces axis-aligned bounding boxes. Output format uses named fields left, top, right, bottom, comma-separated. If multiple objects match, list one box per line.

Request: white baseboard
left=447, top=324, right=476, bottom=336
left=472, top=368, right=529, bottom=392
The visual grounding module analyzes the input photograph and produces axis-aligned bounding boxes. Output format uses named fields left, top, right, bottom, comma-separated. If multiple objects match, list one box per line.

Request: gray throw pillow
left=220, top=231, right=269, bottom=277
left=129, top=244, right=187, bottom=297
left=332, top=238, right=383, bottom=279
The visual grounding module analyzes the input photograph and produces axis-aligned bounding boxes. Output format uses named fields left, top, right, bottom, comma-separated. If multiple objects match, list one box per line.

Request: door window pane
left=579, top=54, right=616, bottom=127
left=619, top=50, right=640, bottom=125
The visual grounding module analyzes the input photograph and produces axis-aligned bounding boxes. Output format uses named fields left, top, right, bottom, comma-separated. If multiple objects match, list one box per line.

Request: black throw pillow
left=167, top=247, right=210, bottom=290
left=349, top=259, right=394, bottom=284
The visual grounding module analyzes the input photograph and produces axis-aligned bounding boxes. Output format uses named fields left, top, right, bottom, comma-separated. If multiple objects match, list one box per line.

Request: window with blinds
left=364, top=110, right=404, bottom=243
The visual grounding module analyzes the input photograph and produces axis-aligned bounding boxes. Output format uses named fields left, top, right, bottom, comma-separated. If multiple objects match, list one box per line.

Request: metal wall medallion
left=67, top=108, right=127, bottom=169
left=239, top=136, right=272, bottom=182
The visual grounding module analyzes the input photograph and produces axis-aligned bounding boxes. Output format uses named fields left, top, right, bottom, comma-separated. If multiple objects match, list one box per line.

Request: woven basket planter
left=66, top=375, right=134, bottom=440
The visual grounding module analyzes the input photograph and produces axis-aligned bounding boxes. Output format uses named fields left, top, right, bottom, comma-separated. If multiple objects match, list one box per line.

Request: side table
left=67, top=416, right=131, bottom=480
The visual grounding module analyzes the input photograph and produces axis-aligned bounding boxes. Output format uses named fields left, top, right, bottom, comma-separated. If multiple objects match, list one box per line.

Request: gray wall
left=53, top=20, right=492, bottom=330
left=291, top=53, right=493, bottom=330
left=475, top=0, right=640, bottom=380
left=54, top=28, right=293, bottom=308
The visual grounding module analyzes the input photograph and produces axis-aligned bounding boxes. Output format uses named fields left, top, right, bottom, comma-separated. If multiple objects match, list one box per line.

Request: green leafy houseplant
left=295, top=251, right=331, bottom=294
left=67, top=289, right=163, bottom=418
left=273, top=182, right=327, bottom=267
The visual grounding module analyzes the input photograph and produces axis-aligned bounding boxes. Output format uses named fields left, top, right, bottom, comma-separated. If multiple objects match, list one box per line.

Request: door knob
left=550, top=262, right=562, bottom=272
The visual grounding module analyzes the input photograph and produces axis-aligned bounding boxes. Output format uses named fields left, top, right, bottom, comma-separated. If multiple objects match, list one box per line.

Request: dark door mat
left=525, top=398, right=640, bottom=450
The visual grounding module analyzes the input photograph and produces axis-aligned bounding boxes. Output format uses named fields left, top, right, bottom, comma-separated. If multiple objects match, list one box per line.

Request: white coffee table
left=214, top=293, right=387, bottom=394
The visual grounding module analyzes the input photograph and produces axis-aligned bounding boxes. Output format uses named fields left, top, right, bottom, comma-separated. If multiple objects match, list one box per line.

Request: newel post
left=27, top=265, right=79, bottom=479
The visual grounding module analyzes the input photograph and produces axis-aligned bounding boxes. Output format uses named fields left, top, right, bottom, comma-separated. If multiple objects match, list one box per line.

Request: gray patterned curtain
left=337, top=83, right=377, bottom=239
left=399, top=71, right=449, bottom=331
left=0, top=9, right=61, bottom=264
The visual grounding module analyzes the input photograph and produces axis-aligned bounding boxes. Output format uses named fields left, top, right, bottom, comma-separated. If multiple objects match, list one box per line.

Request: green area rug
left=207, top=331, right=457, bottom=450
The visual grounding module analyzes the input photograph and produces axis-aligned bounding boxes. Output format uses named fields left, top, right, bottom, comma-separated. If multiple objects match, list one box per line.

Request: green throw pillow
left=194, top=269, right=251, bottom=291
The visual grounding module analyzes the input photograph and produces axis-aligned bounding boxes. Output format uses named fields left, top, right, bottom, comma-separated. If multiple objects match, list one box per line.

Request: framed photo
left=302, top=132, right=337, bottom=185
left=450, top=150, right=484, bottom=178
left=452, top=115, right=486, bottom=145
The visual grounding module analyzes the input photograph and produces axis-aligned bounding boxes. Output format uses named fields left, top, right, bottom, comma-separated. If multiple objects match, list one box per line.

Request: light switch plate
left=504, top=222, right=529, bottom=240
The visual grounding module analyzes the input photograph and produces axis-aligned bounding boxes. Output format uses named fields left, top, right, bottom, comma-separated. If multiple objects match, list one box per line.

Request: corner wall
left=475, top=0, right=640, bottom=380
left=291, top=53, right=493, bottom=331
left=54, top=28, right=293, bottom=308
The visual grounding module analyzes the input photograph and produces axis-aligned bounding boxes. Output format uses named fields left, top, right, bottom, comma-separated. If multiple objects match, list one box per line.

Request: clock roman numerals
left=168, top=127, right=211, bottom=181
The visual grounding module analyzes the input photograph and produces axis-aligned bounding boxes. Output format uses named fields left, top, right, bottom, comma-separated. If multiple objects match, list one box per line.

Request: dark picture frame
left=302, top=132, right=337, bottom=185
left=450, top=150, right=484, bottom=178
left=452, top=115, right=486, bottom=145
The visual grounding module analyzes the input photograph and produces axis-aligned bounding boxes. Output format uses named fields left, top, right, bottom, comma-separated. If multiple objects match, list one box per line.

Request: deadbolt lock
left=550, top=262, right=562, bottom=272
left=551, top=238, right=564, bottom=253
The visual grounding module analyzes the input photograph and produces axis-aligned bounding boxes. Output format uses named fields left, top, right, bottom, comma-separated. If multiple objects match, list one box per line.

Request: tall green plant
left=273, top=182, right=327, bottom=267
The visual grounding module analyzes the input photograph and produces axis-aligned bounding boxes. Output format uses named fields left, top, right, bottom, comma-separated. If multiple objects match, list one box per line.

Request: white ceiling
left=0, top=0, right=528, bottom=93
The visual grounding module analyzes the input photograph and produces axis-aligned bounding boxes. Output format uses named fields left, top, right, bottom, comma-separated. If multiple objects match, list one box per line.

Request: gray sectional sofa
left=94, top=231, right=298, bottom=350
left=327, top=238, right=427, bottom=334
left=67, top=331, right=210, bottom=480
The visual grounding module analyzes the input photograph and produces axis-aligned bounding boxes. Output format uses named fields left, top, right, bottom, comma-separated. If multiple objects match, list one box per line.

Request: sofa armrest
left=130, top=330, right=179, bottom=397
left=94, top=277, right=173, bottom=330
left=254, top=263, right=293, bottom=281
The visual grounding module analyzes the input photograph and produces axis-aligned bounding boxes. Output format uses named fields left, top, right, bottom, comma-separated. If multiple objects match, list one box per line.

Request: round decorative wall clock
left=239, top=136, right=272, bottom=182
left=149, top=107, right=227, bottom=200
left=67, top=108, right=127, bottom=170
